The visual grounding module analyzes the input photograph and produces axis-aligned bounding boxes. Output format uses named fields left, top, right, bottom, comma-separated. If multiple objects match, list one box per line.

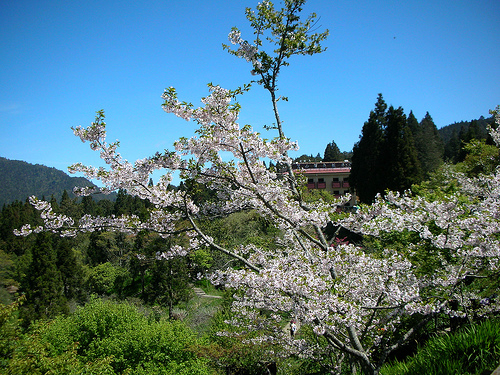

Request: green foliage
left=146, top=256, right=192, bottom=317
left=177, top=289, right=225, bottom=338
left=0, top=249, right=17, bottom=303
left=201, top=210, right=280, bottom=270
left=410, top=165, right=462, bottom=200
left=457, top=138, right=500, bottom=177
left=178, top=179, right=218, bottom=206
left=410, top=112, right=444, bottom=178
left=440, top=115, right=495, bottom=163
left=85, top=262, right=124, bottom=296
left=382, top=105, right=423, bottom=193
left=113, top=188, right=150, bottom=219
left=190, top=249, right=213, bottom=272
left=198, top=302, right=283, bottom=375
left=323, top=140, right=342, bottom=161
left=87, top=231, right=118, bottom=266
left=381, top=319, right=500, bottom=375
left=0, top=295, right=23, bottom=369
left=56, top=237, right=85, bottom=301
left=351, top=94, right=386, bottom=203
left=7, top=340, right=115, bottom=375
left=352, top=95, right=426, bottom=203
left=439, top=116, right=492, bottom=145
left=8, top=298, right=212, bottom=375
left=294, top=153, right=322, bottom=162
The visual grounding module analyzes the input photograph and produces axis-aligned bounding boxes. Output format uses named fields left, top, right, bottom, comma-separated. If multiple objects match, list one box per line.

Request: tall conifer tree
left=352, top=95, right=423, bottom=203
left=444, top=129, right=461, bottom=163
left=56, top=237, right=84, bottom=300
left=323, top=140, right=341, bottom=161
left=382, top=106, right=422, bottom=192
left=351, top=94, right=386, bottom=203
left=21, top=232, right=68, bottom=325
left=418, top=112, right=444, bottom=176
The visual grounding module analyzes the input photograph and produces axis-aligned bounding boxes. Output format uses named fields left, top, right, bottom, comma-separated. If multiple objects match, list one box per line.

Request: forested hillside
left=438, top=115, right=492, bottom=144
left=438, top=116, right=496, bottom=163
left=0, top=157, right=112, bottom=206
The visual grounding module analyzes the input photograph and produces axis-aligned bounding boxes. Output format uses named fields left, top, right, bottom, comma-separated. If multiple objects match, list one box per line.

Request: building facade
left=292, top=161, right=356, bottom=207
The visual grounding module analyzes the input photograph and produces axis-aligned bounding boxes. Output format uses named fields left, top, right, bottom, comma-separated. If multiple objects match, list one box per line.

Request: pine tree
left=81, top=195, right=97, bottom=216
left=55, top=237, right=84, bottom=300
left=382, top=106, right=422, bottom=192
left=87, top=231, right=118, bottom=266
left=458, top=120, right=486, bottom=162
left=351, top=94, right=386, bottom=203
left=418, top=112, right=444, bottom=176
left=114, top=189, right=130, bottom=216
left=21, top=232, right=68, bottom=326
left=323, top=140, right=341, bottom=161
left=444, top=129, right=461, bottom=163
left=147, top=254, right=191, bottom=319
left=406, top=111, right=419, bottom=136
left=352, top=95, right=425, bottom=203
left=59, top=190, right=80, bottom=218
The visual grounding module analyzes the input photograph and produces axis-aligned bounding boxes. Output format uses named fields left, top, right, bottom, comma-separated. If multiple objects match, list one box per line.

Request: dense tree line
left=351, top=94, right=443, bottom=203
left=0, top=184, right=283, bottom=323
left=293, top=140, right=352, bottom=164
left=0, top=189, right=199, bottom=324
left=0, top=189, right=289, bottom=373
left=292, top=100, right=493, bottom=206
left=350, top=95, right=497, bottom=203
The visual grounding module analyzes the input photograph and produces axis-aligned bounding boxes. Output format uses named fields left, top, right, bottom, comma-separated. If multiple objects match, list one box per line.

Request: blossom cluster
left=227, top=29, right=262, bottom=71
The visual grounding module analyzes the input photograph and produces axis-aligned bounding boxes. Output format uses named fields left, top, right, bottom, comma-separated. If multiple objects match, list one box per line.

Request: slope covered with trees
left=0, top=157, right=110, bottom=206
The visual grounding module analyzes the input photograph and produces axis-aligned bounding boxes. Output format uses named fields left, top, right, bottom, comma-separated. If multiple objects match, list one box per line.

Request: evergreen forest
left=350, top=94, right=497, bottom=203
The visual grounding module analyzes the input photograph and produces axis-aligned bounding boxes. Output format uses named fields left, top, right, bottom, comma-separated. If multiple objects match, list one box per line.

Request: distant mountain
left=0, top=157, right=112, bottom=206
left=438, top=115, right=493, bottom=144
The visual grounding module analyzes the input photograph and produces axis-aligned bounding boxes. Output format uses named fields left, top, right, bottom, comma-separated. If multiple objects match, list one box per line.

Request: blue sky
left=1, top=0, right=499, bottom=183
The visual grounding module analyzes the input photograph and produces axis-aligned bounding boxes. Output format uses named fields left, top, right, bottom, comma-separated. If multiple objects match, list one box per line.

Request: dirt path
left=193, top=287, right=222, bottom=299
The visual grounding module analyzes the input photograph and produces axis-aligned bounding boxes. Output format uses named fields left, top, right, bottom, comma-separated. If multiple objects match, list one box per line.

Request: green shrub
left=8, top=298, right=212, bottom=375
left=85, top=262, right=120, bottom=295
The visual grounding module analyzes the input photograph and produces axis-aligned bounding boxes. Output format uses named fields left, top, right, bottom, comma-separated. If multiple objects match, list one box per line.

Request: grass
left=381, top=318, right=500, bottom=375
left=174, top=282, right=227, bottom=336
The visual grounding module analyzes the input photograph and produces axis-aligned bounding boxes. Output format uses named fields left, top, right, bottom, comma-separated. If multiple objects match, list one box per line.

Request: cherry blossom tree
left=15, top=0, right=500, bottom=373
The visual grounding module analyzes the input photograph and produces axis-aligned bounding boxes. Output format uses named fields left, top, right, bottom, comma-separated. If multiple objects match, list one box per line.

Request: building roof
left=291, top=161, right=351, bottom=174
left=295, top=167, right=351, bottom=174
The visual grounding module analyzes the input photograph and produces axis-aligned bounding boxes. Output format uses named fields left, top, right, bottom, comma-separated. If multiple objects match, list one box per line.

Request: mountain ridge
left=0, top=157, right=113, bottom=206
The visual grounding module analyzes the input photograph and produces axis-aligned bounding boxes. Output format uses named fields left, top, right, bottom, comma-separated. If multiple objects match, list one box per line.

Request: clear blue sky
left=1, top=0, right=499, bottom=182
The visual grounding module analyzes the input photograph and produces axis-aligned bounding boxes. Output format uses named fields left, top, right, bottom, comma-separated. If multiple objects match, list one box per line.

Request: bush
left=7, top=298, right=212, bottom=375
left=85, top=262, right=120, bottom=295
